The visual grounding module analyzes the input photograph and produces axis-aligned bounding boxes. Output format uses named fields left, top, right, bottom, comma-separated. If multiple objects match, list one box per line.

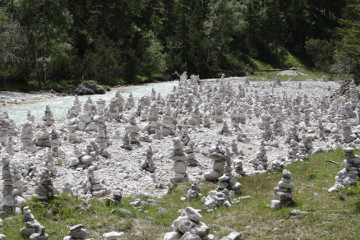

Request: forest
left=0, top=0, right=359, bottom=91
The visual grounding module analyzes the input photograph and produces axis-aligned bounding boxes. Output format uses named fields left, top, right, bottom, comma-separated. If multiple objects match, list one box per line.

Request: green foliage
left=0, top=0, right=356, bottom=89
left=333, top=0, right=360, bottom=83
left=305, top=38, right=334, bottom=72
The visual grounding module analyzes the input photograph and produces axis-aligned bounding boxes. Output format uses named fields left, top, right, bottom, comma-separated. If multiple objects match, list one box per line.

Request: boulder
left=75, top=82, right=105, bottom=95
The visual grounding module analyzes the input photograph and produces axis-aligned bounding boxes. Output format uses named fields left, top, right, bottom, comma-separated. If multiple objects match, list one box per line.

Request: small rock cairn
left=329, top=147, right=360, bottom=192
left=164, top=207, right=213, bottom=240
left=170, top=138, right=189, bottom=184
left=204, top=144, right=229, bottom=181
left=217, top=164, right=242, bottom=194
left=63, top=224, right=90, bottom=240
left=20, top=206, right=49, bottom=239
left=271, top=170, right=295, bottom=209
left=35, top=167, right=55, bottom=201
left=251, top=141, right=268, bottom=170
left=141, top=146, right=156, bottom=173
left=106, top=190, right=122, bottom=206
left=181, top=182, right=202, bottom=201
left=20, top=121, right=37, bottom=153
left=42, top=105, right=54, bottom=127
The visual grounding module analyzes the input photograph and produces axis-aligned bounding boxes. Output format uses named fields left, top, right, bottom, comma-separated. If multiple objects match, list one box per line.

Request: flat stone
left=164, top=232, right=181, bottom=240
left=185, top=207, right=202, bottom=222
left=102, top=231, right=124, bottom=239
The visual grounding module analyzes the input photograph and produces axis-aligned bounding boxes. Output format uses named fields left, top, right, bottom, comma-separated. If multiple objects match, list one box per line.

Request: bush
left=305, top=38, right=334, bottom=72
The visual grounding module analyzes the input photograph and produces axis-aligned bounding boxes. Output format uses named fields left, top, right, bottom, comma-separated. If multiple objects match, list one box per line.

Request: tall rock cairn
left=170, top=138, right=189, bottom=184
left=329, top=147, right=360, bottom=192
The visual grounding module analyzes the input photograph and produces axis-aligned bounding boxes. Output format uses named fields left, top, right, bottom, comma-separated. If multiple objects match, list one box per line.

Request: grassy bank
left=2, top=149, right=360, bottom=239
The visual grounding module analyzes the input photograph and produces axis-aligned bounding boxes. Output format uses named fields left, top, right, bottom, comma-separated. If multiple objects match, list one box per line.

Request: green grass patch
left=3, top=149, right=360, bottom=239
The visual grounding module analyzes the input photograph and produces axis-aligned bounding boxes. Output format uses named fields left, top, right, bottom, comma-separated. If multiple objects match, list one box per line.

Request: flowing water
left=0, top=81, right=178, bottom=125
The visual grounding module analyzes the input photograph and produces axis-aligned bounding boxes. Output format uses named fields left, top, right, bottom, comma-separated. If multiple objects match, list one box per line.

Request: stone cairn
left=202, top=188, right=233, bottom=211
left=63, top=224, right=90, bottom=240
left=233, top=158, right=245, bottom=176
left=329, top=147, right=360, bottom=192
left=251, top=141, right=268, bottom=170
left=67, top=145, right=95, bottom=169
left=0, top=116, right=9, bottom=146
left=35, top=128, right=51, bottom=148
left=170, top=138, right=189, bottom=184
left=186, top=142, right=199, bottom=166
left=288, top=140, right=299, bottom=162
left=20, top=206, right=49, bottom=239
left=217, top=163, right=242, bottom=194
left=2, top=156, right=17, bottom=215
left=127, top=116, right=140, bottom=144
left=141, top=146, right=156, bottom=173
left=50, top=129, right=61, bottom=153
left=42, top=105, right=54, bottom=127
left=106, top=190, right=122, bottom=207
left=204, top=144, right=229, bottom=181
left=80, top=166, right=110, bottom=197
left=342, top=120, right=356, bottom=143
left=182, top=182, right=202, bottom=201
left=160, top=108, right=176, bottom=136
left=121, top=131, right=133, bottom=150
left=67, top=96, right=82, bottom=119
left=271, top=170, right=295, bottom=210
left=35, top=167, right=55, bottom=201
left=94, top=115, right=111, bottom=157
left=163, top=207, right=213, bottom=240
left=20, top=121, right=37, bottom=153
left=219, top=120, right=231, bottom=135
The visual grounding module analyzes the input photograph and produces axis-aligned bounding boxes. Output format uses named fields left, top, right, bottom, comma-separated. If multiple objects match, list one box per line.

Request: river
left=0, top=81, right=178, bottom=125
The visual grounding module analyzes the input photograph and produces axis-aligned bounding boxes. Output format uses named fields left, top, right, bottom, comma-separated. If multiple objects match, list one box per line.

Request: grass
left=3, top=149, right=360, bottom=239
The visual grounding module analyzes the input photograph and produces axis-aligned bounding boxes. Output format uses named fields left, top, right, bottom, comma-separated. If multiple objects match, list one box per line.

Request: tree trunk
left=41, top=32, right=47, bottom=87
left=34, top=31, right=42, bottom=88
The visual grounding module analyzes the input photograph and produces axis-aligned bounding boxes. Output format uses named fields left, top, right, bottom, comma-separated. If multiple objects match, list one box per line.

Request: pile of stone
left=35, top=128, right=51, bottom=148
left=141, top=146, right=156, bottom=173
left=185, top=142, right=199, bottom=166
left=217, top=165, right=242, bottom=194
left=94, top=115, right=111, bottom=157
left=329, top=147, right=360, bottom=192
left=182, top=182, right=202, bottom=201
left=2, top=156, right=25, bottom=215
left=63, top=224, right=90, bottom=240
left=233, top=159, right=245, bottom=176
left=251, top=141, right=268, bottom=170
left=287, top=140, right=299, bottom=162
left=106, top=190, right=122, bottom=206
left=204, top=144, right=229, bottom=181
left=271, top=170, right=295, bottom=209
left=342, top=120, right=357, bottom=143
left=146, top=103, right=159, bottom=134
left=121, top=132, right=132, bottom=150
left=188, top=107, right=201, bottom=125
left=50, top=129, right=62, bottom=153
left=79, top=166, right=110, bottom=197
left=202, top=189, right=233, bottom=211
left=170, top=138, right=189, bottom=184
left=219, top=121, right=231, bottom=135
left=67, top=96, right=82, bottom=119
left=42, top=105, right=54, bottom=127
left=67, top=145, right=95, bottom=169
left=126, top=116, right=140, bottom=144
left=35, top=167, right=55, bottom=201
left=160, top=108, right=176, bottom=136
left=268, top=159, right=284, bottom=173
left=163, top=207, right=213, bottom=240
left=20, top=206, right=49, bottom=239
left=20, top=121, right=37, bottom=153
left=0, top=117, right=9, bottom=146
